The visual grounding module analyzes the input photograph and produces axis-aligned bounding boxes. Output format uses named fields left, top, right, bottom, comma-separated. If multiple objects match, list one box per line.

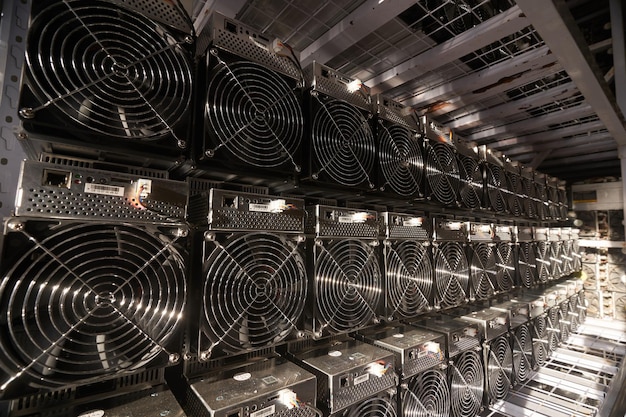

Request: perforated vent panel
left=331, top=373, right=397, bottom=412
left=111, top=0, right=191, bottom=32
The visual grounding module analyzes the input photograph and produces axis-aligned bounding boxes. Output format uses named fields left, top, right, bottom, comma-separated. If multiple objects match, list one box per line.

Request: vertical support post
left=618, top=145, right=626, bottom=245
left=610, top=0, right=626, bottom=115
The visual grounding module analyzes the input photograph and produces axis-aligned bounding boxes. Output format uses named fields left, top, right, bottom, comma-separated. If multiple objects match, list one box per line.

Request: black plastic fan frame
left=449, top=350, right=484, bottom=417
left=383, top=240, right=433, bottom=320
left=376, top=119, right=425, bottom=198
left=495, top=242, right=516, bottom=293
left=19, top=0, right=193, bottom=167
left=457, top=153, right=483, bottom=209
left=485, top=335, right=513, bottom=402
left=432, top=242, right=469, bottom=309
left=485, top=163, right=508, bottom=214
left=517, top=242, right=537, bottom=288
left=0, top=219, right=187, bottom=399
left=201, top=49, right=304, bottom=177
left=469, top=242, right=497, bottom=301
left=308, top=93, right=377, bottom=190
left=402, top=369, right=450, bottom=417
left=312, top=238, right=382, bottom=337
left=513, top=324, right=533, bottom=384
left=339, top=394, right=398, bottom=417
left=200, top=232, right=307, bottom=358
left=425, top=140, right=461, bottom=207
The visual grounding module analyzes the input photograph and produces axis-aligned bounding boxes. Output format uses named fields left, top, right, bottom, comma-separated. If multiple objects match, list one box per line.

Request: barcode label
left=354, top=374, right=369, bottom=385
left=251, top=405, right=275, bottom=417
left=84, top=183, right=124, bottom=197
left=250, top=203, right=271, bottom=213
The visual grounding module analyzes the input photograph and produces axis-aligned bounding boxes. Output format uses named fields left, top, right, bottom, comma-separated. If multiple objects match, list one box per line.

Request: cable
left=174, top=0, right=196, bottom=38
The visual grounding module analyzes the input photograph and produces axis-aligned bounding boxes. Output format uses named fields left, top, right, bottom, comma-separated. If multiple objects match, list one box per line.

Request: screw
left=19, top=108, right=35, bottom=119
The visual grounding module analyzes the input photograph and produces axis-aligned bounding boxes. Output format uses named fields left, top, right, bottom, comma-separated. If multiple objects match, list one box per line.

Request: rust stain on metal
left=425, top=101, right=450, bottom=113
left=472, top=69, right=531, bottom=94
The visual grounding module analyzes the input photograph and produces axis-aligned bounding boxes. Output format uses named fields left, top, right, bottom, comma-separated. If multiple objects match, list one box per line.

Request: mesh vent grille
left=332, top=374, right=397, bottom=412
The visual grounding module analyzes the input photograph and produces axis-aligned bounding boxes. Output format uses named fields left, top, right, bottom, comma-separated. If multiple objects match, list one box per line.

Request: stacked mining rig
left=0, top=2, right=586, bottom=417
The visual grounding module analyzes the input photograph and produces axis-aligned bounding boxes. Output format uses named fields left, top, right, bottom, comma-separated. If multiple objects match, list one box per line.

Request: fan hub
left=95, top=292, right=116, bottom=306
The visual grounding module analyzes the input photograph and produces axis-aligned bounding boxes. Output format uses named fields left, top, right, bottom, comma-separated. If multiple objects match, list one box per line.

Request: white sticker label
left=250, top=203, right=271, bottom=213
left=328, top=350, right=342, bottom=357
left=233, top=372, right=251, bottom=381
left=354, top=374, right=370, bottom=385
left=250, top=199, right=288, bottom=213
left=84, top=183, right=125, bottom=197
left=417, top=349, right=428, bottom=359
left=251, top=404, right=275, bottom=417
left=77, top=411, right=105, bottom=417
left=393, top=333, right=405, bottom=338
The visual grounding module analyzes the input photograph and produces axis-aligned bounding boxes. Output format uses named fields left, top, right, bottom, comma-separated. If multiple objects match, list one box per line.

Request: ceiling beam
left=529, top=150, right=552, bottom=168
left=503, top=131, right=612, bottom=156
left=299, top=0, right=415, bottom=68
left=516, top=0, right=626, bottom=145
left=544, top=161, right=620, bottom=179
left=487, top=119, right=606, bottom=150
left=400, top=45, right=558, bottom=108
left=517, top=139, right=617, bottom=162
left=465, top=103, right=594, bottom=142
left=365, top=5, right=530, bottom=94
left=540, top=150, right=618, bottom=167
left=447, top=82, right=579, bottom=131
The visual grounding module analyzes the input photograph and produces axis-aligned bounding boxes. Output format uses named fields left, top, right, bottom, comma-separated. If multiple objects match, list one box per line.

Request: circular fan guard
left=487, top=335, right=513, bottom=401
left=434, top=242, right=469, bottom=309
left=522, top=177, right=537, bottom=218
left=560, top=240, right=573, bottom=276
left=206, top=60, right=303, bottom=169
left=533, top=339, right=548, bottom=368
left=312, top=99, right=375, bottom=187
left=0, top=223, right=186, bottom=390
left=518, top=242, right=537, bottom=288
left=608, top=264, right=626, bottom=292
left=495, top=243, right=515, bottom=292
left=378, top=123, right=424, bottom=196
left=506, top=172, right=524, bottom=217
left=450, top=350, right=484, bottom=417
left=203, top=233, right=306, bottom=353
left=316, top=239, right=381, bottom=334
left=535, top=241, right=550, bottom=283
left=404, top=369, right=450, bottom=417
left=547, top=308, right=560, bottom=351
left=385, top=241, right=433, bottom=319
left=486, top=164, right=507, bottom=213
left=457, top=153, right=483, bottom=209
left=342, top=395, right=397, bottom=417
left=470, top=242, right=496, bottom=300
left=513, top=324, right=532, bottom=383
left=549, top=241, right=562, bottom=280
left=426, top=142, right=460, bottom=206
left=24, top=1, right=192, bottom=141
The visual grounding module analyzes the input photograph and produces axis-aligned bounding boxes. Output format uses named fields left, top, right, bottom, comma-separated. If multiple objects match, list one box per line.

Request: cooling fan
left=314, top=239, right=381, bottom=335
left=485, top=163, right=507, bottom=213
left=613, top=293, right=626, bottom=321
left=204, top=59, right=303, bottom=172
left=521, top=175, right=537, bottom=219
left=19, top=0, right=192, bottom=162
left=560, top=240, right=574, bottom=276
left=546, top=307, right=560, bottom=352
left=486, top=335, right=513, bottom=402
left=548, top=241, right=563, bottom=280
left=505, top=170, right=524, bottom=217
left=469, top=242, right=497, bottom=301
left=495, top=242, right=515, bottom=292
left=457, top=152, right=483, bottom=209
left=378, top=123, right=424, bottom=197
left=449, top=350, right=484, bottom=417
left=310, top=98, right=376, bottom=188
left=532, top=316, right=548, bottom=368
left=607, top=261, right=626, bottom=293
left=535, top=241, right=550, bottom=284
left=433, top=242, right=469, bottom=309
left=403, top=369, right=450, bottom=417
left=568, top=296, right=580, bottom=332
left=517, top=242, right=537, bottom=288
left=201, top=233, right=307, bottom=356
left=384, top=240, right=433, bottom=319
left=425, top=141, right=461, bottom=206
left=513, top=324, right=533, bottom=383
left=339, top=394, right=397, bottom=417
left=0, top=219, right=187, bottom=399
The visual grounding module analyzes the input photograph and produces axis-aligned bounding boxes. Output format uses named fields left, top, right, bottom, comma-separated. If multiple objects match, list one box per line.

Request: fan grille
left=342, top=395, right=397, bottom=417
left=450, top=350, right=484, bottom=417
left=425, top=142, right=460, bottom=206
left=487, top=335, right=513, bottom=401
left=521, top=177, right=536, bottom=218
left=433, top=242, right=469, bottom=309
left=513, top=324, right=532, bottom=383
left=495, top=243, right=515, bottom=292
left=384, top=241, right=433, bottom=319
left=24, top=1, right=192, bottom=142
left=312, top=98, right=375, bottom=188
left=506, top=173, right=524, bottom=217
left=403, top=369, right=450, bottom=417
left=0, top=222, right=186, bottom=393
left=457, top=153, right=483, bottom=209
left=549, top=241, right=563, bottom=280
left=470, top=242, right=497, bottom=300
left=203, top=233, right=306, bottom=354
left=486, top=164, right=507, bottom=213
left=315, top=239, right=381, bottom=334
left=547, top=307, right=560, bottom=352
left=535, top=241, right=550, bottom=283
left=205, top=60, right=303, bottom=169
left=378, top=122, right=424, bottom=196
left=518, top=242, right=537, bottom=288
